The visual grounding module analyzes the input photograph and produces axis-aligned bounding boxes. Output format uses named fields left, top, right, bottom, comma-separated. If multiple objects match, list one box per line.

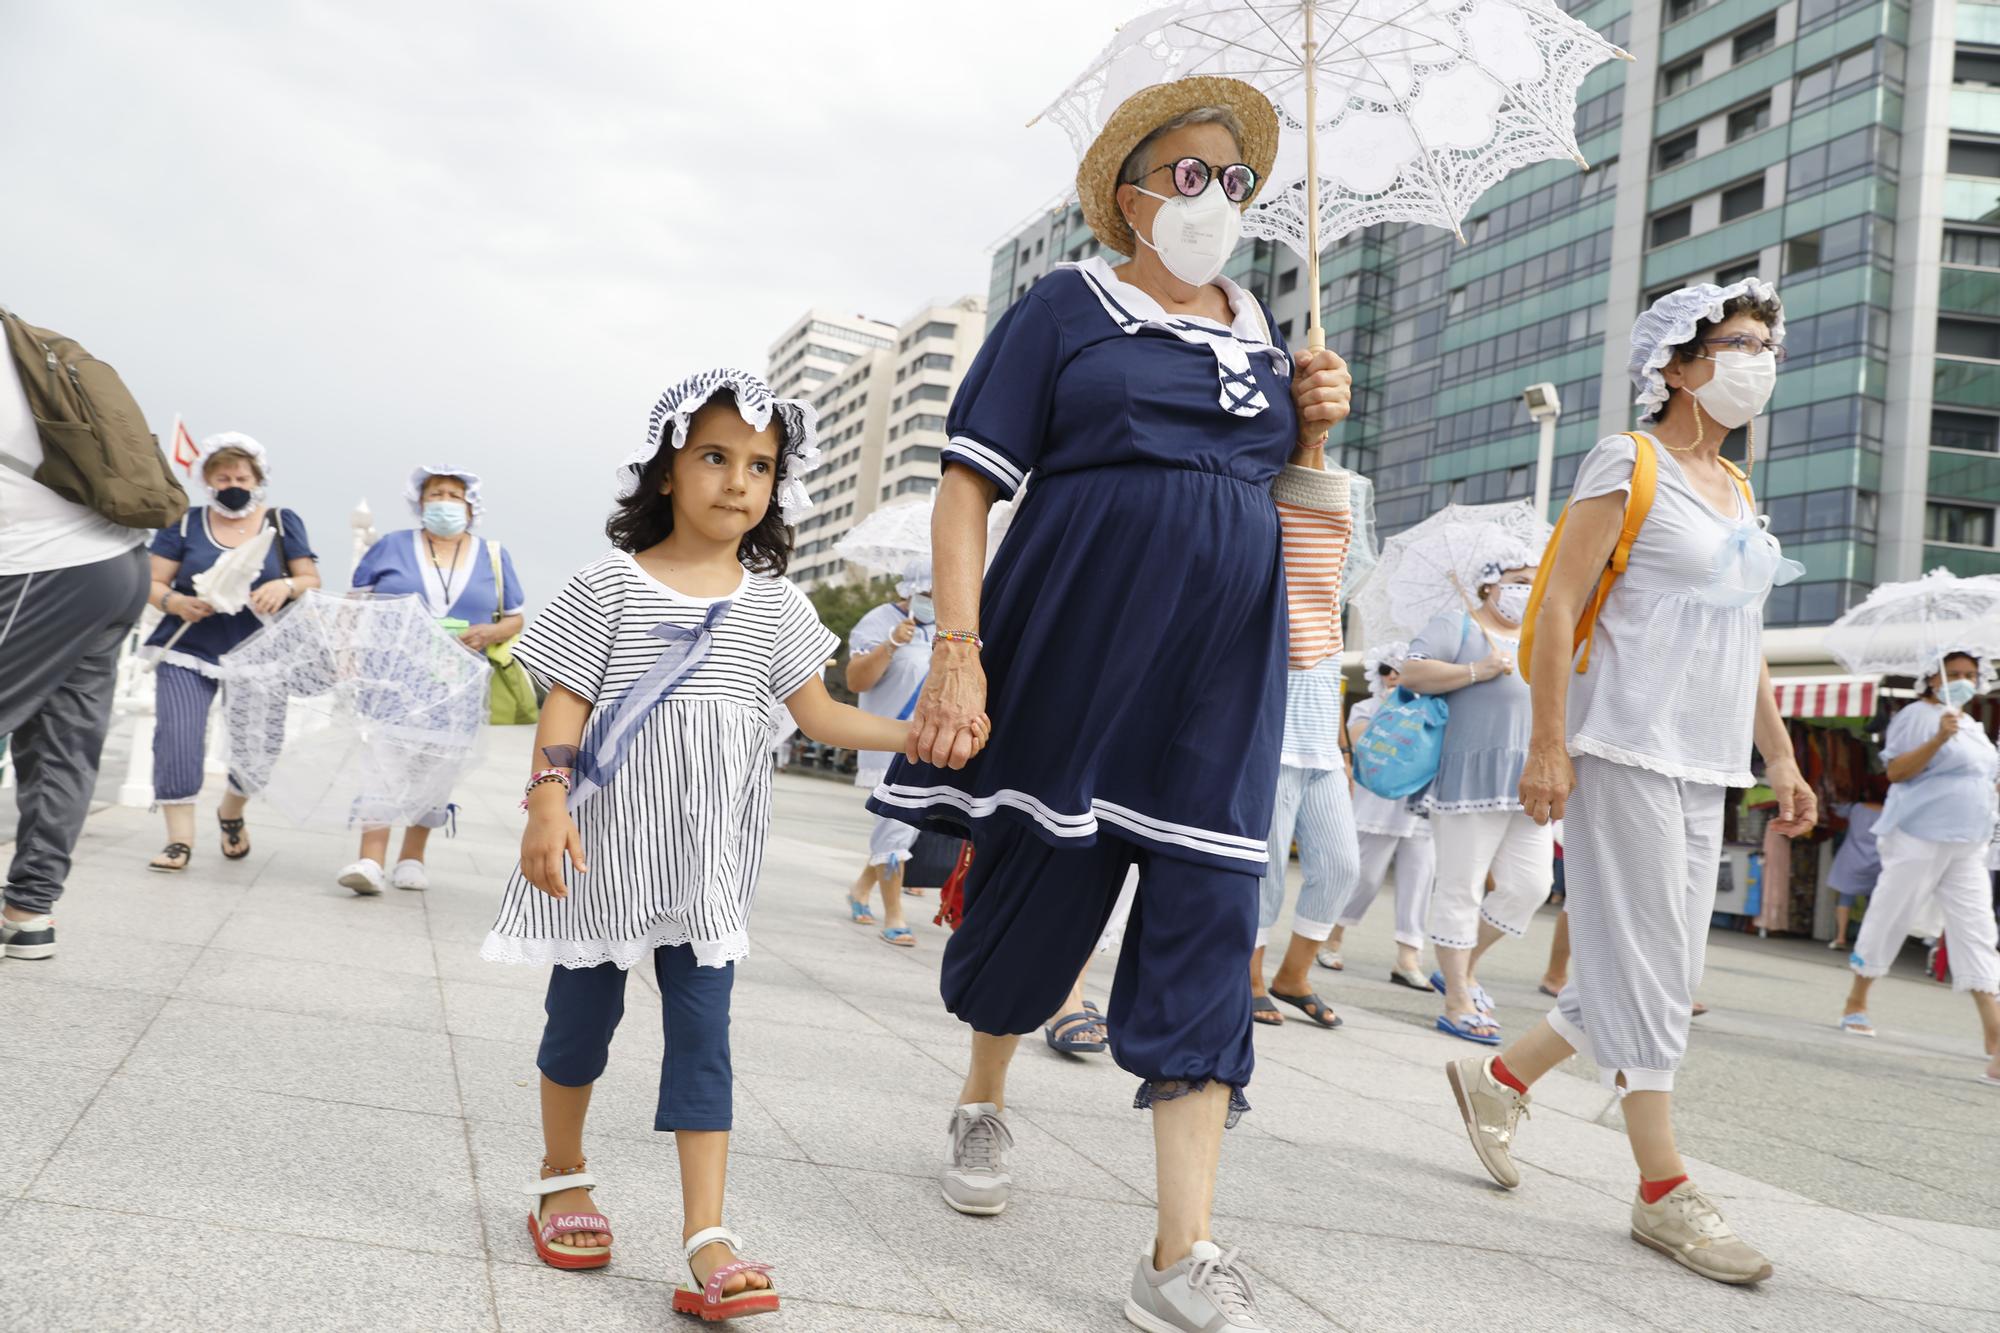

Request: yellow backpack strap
left=1718, top=455, right=1754, bottom=509
left=1571, top=433, right=1656, bottom=673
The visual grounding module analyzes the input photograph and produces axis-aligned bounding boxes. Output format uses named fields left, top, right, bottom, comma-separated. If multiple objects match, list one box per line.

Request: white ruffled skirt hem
left=480, top=923, right=748, bottom=970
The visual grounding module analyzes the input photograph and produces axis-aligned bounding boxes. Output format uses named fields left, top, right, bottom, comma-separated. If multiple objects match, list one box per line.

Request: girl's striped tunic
left=482, top=551, right=837, bottom=969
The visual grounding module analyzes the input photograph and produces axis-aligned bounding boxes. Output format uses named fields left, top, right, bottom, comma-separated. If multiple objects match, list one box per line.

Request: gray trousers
left=1, top=547, right=150, bottom=913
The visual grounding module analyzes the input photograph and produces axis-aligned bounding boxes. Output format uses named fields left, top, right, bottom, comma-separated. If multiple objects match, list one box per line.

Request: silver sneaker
left=940, top=1102, right=1012, bottom=1216
left=1445, top=1054, right=1530, bottom=1189
left=1125, top=1240, right=1267, bottom=1332
left=1631, top=1181, right=1774, bottom=1285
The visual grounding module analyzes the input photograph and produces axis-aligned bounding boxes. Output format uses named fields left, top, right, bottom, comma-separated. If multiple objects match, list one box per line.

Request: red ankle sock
left=1489, top=1055, right=1528, bottom=1094
left=1639, top=1174, right=1689, bottom=1204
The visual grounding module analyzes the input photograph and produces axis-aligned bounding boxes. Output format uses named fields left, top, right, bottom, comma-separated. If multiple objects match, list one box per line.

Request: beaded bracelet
left=935, top=629, right=983, bottom=649
left=519, top=768, right=573, bottom=809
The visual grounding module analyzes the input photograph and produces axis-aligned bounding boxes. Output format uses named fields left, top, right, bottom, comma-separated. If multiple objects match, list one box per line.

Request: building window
left=1726, top=99, right=1770, bottom=142
left=1948, top=139, right=2000, bottom=178
left=1664, top=0, right=1707, bottom=22
left=1656, top=130, right=1698, bottom=171
left=1651, top=206, right=1693, bottom=247
left=1785, top=232, right=1823, bottom=273
left=1945, top=229, right=2000, bottom=268
left=1733, top=18, right=1776, bottom=65
left=1662, top=56, right=1703, bottom=97
left=1955, top=51, right=2000, bottom=87
left=1720, top=177, right=1765, bottom=222
left=1717, top=258, right=1761, bottom=286
left=1934, top=410, right=2000, bottom=453
left=1939, top=318, right=2000, bottom=360
left=1927, top=501, right=1997, bottom=547
left=910, top=320, right=958, bottom=342
left=1278, top=269, right=1299, bottom=295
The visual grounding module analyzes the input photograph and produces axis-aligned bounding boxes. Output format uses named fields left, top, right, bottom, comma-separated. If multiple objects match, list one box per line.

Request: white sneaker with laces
left=940, top=1102, right=1013, bottom=1216
left=391, top=859, right=429, bottom=891
left=1125, top=1240, right=1268, bottom=1332
left=337, top=859, right=386, bottom=896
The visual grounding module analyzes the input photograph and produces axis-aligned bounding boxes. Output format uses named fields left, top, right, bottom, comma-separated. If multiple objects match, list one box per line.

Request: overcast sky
left=0, top=0, right=1125, bottom=598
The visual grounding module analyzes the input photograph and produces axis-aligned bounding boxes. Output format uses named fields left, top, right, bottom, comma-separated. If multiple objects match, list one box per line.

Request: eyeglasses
left=1140, top=156, right=1259, bottom=204
left=1701, top=334, right=1788, bottom=362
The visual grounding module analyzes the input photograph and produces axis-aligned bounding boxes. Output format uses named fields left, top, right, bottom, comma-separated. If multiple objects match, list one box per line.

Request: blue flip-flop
left=1437, top=1013, right=1502, bottom=1046
left=1431, top=971, right=1499, bottom=1018
left=880, top=926, right=915, bottom=948
left=846, top=896, right=875, bottom=925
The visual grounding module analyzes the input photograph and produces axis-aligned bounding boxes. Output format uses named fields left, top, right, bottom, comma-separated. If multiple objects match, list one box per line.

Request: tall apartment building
left=985, top=0, right=2000, bottom=627
left=784, top=296, right=988, bottom=589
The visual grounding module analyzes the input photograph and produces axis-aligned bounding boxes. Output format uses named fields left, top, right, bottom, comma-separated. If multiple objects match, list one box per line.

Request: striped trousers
left=153, top=664, right=276, bottom=804
left=1258, top=764, right=1361, bottom=946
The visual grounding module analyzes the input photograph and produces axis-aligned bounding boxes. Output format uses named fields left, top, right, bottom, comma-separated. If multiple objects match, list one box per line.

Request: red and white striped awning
left=1772, top=676, right=1877, bottom=718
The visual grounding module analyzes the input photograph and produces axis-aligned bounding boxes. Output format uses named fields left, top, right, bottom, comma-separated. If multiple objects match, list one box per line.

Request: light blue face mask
left=422, top=501, right=469, bottom=537
left=1942, top=678, right=1978, bottom=710
left=1694, top=514, right=1804, bottom=609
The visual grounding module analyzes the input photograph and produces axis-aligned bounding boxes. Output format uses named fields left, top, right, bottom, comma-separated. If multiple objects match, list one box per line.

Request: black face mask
left=213, top=486, right=255, bottom=513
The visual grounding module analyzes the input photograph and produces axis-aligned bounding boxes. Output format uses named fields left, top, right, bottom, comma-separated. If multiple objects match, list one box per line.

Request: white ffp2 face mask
left=1691, top=350, right=1777, bottom=429
left=1132, top=179, right=1241, bottom=287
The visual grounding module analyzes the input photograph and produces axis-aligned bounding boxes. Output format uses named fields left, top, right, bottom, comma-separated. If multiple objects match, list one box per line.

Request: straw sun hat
left=1076, top=76, right=1279, bottom=257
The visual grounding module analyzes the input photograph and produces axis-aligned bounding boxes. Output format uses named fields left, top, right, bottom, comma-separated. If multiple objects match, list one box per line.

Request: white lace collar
left=1060, top=257, right=1290, bottom=418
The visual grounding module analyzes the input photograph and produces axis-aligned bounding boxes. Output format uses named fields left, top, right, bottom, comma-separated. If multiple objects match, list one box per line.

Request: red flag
left=168, top=416, right=198, bottom=476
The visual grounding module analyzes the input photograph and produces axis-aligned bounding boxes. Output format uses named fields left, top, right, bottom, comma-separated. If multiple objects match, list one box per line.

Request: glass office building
left=986, top=0, right=2000, bottom=626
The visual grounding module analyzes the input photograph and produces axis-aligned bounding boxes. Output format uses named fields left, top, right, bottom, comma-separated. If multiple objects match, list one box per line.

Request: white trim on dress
left=871, top=781, right=1269, bottom=865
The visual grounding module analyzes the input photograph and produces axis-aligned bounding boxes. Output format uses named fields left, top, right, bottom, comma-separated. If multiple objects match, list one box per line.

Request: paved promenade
left=3, top=729, right=1997, bottom=1331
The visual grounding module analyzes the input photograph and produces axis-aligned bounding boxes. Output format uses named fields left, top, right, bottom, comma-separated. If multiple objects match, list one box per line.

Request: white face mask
left=1491, top=584, right=1531, bottom=626
left=909, top=594, right=935, bottom=626
left=1132, top=179, right=1241, bottom=287
left=1691, top=350, right=1777, bottom=429
left=1942, top=678, right=1978, bottom=710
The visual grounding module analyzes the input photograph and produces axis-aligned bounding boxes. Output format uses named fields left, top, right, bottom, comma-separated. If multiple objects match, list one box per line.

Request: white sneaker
left=1125, top=1240, right=1268, bottom=1332
left=390, top=859, right=429, bottom=891
left=0, top=912, right=56, bottom=960
left=940, top=1102, right=1013, bottom=1216
left=337, top=859, right=385, bottom=896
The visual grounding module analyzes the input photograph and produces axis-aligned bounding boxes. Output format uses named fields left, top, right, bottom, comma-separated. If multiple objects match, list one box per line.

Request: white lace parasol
left=832, top=494, right=935, bottom=576
left=1349, top=500, right=1549, bottom=643
left=1038, top=0, right=1627, bottom=342
left=1824, top=569, right=2000, bottom=689
left=218, top=591, right=490, bottom=827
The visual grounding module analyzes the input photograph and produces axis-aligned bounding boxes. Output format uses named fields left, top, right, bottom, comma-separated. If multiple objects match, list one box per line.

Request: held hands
left=1518, top=742, right=1574, bottom=826
left=1765, top=759, right=1819, bottom=839
left=909, top=639, right=988, bottom=769
left=1290, top=347, right=1352, bottom=457
left=520, top=788, right=587, bottom=898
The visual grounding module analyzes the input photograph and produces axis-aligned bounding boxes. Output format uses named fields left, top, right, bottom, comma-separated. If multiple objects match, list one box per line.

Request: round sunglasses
left=1140, top=156, right=1259, bottom=204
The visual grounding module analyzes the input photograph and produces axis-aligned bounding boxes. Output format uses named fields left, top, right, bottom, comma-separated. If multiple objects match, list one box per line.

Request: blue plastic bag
left=1353, top=686, right=1449, bottom=800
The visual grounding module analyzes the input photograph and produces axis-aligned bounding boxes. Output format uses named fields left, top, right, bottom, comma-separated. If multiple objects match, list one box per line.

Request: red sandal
left=672, top=1226, right=778, bottom=1321
left=525, top=1168, right=612, bottom=1270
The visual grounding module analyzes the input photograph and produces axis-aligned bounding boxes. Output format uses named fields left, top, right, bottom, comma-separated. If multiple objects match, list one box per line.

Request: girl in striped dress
left=481, top=369, right=964, bottom=1319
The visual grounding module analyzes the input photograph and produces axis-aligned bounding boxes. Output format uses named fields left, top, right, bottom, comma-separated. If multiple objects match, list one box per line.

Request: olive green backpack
left=0, top=306, right=188, bottom=528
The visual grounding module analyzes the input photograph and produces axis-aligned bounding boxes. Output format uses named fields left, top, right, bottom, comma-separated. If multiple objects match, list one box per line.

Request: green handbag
left=482, top=540, right=538, bottom=725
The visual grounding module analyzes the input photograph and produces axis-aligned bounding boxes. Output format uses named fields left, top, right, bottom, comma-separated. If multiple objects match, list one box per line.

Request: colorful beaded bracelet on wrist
left=519, top=769, right=573, bottom=809
left=935, top=629, right=983, bottom=649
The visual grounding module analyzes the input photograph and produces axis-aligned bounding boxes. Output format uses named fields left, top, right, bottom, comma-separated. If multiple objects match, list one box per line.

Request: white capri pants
left=868, top=814, right=919, bottom=869
left=1547, top=754, right=1724, bottom=1094
left=1851, top=830, right=2000, bottom=995
left=1426, top=808, right=1553, bottom=949
left=1340, top=832, right=1436, bottom=949
left=1258, top=765, right=1361, bottom=947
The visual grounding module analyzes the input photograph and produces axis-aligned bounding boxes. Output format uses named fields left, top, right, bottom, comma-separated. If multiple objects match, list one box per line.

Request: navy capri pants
left=942, top=820, right=1258, bottom=1108
left=536, top=943, right=734, bottom=1132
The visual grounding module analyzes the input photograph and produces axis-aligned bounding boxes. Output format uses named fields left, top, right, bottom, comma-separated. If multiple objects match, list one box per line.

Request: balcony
left=1943, top=176, right=2000, bottom=225
left=1953, top=87, right=2000, bottom=136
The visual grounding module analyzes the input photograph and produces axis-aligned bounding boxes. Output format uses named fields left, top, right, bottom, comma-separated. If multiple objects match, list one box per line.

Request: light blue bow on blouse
left=1695, top=515, right=1804, bottom=609
left=546, top=600, right=732, bottom=810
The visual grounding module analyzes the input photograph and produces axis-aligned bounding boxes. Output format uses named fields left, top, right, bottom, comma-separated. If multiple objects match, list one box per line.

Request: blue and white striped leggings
left=1258, top=764, right=1361, bottom=946
left=153, top=664, right=270, bottom=805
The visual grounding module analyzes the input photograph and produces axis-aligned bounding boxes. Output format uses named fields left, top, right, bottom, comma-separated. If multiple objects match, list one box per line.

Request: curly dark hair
left=1663, top=291, right=1783, bottom=412
left=603, top=390, right=796, bottom=574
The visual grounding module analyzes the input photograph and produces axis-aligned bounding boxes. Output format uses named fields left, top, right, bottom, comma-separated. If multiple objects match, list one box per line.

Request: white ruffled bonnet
left=896, top=559, right=933, bottom=598
left=404, top=466, right=485, bottom=521
left=1629, top=279, right=1785, bottom=422
left=195, top=431, right=270, bottom=483
left=617, top=367, right=822, bottom=524
left=1363, top=639, right=1410, bottom=698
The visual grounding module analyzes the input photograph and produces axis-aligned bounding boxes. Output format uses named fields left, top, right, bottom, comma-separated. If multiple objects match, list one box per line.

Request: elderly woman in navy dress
left=142, top=433, right=320, bottom=871
left=868, top=79, right=1350, bottom=1332
left=339, top=465, right=525, bottom=894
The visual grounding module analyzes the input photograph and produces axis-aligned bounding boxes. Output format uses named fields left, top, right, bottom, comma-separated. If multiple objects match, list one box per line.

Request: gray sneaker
left=1445, top=1054, right=1530, bottom=1189
left=1125, top=1241, right=1267, bottom=1332
left=940, top=1102, right=1013, bottom=1216
left=1631, top=1181, right=1774, bottom=1284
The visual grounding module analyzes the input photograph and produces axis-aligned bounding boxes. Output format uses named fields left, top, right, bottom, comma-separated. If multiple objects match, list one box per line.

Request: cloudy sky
left=0, top=0, right=1125, bottom=597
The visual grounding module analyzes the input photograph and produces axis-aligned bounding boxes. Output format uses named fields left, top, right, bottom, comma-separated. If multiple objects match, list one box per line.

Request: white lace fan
left=1036, top=0, right=1629, bottom=348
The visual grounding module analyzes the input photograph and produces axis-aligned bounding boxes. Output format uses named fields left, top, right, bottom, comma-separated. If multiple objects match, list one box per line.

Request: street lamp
left=1522, top=381, right=1562, bottom=520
